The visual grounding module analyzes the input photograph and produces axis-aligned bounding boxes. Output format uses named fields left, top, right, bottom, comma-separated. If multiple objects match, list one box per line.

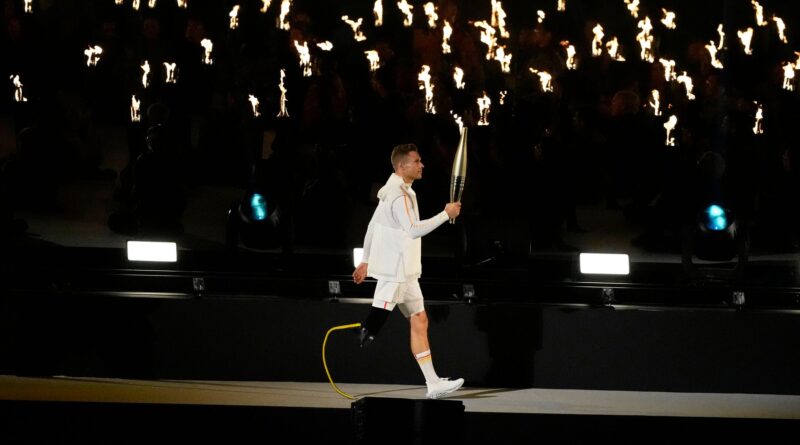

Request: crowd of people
left=1, top=0, right=799, bottom=258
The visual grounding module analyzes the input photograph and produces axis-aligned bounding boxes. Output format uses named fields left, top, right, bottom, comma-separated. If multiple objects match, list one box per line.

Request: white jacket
left=362, top=173, right=449, bottom=282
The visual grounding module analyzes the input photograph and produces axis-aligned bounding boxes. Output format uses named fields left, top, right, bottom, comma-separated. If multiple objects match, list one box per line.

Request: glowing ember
left=529, top=68, right=553, bottom=93
left=10, top=75, right=27, bottom=102
left=752, top=1, right=767, bottom=27
left=374, top=0, right=383, bottom=27
left=782, top=62, right=795, bottom=91
left=442, top=20, right=452, bottom=54
left=592, top=24, right=604, bottom=57
left=277, top=69, right=289, bottom=117
left=24, top=0, right=32, bottom=13
left=495, top=46, right=512, bottom=73
left=131, top=95, right=141, bottom=122
left=562, top=41, right=577, bottom=69
left=178, top=0, right=188, bottom=8
left=624, top=0, right=639, bottom=19
left=260, top=0, right=270, bottom=13
left=84, top=45, right=103, bottom=67
left=423, top=2, right=438, bottom=29
left=706, top=42, right=724, bottom=69
left=773, top=16, right=788, bottom=44
left=499, top=90, right=507, bottom=105
left=738, top=27, right=753, bottom=55
left=753, top=102, right=763, bottom=134
left=200, top=39, right=213, bottom=65
left=676, top=71, right=695, bottom=100
left=453, top=67, right=465, bottom=89
left=477, top=92, right=491, bottom=126
left=278, top=0, right=291, bottom=30
left=663, top=115, right=677, bottom=146
left=397, top=0, right=413, bottom=27
left=649, top=90, right=661, bottom=116
left=636, top=17, right=654, bottom=63
left=491, top=0, right=509, bottom=38
left=248, top=94, right=261, bottom=117
left=418, top=65, right=436, bottom=114
left=716, top=24, right=726, bottom=50
left=294, top=40, right=312, bottom=77
left=606, top=37, right=625, bottom=61
left=342, top=16, right=367, bottom=42
left=317, top=41, right=333, bottom=51
left=365, top=50, right=380, bottom=72
left=229, top=5, right=240, bottom=30
left=537, top=11, right=545, bottom=24
left=557, top=0, right=565, bottom=12
left=474, top=21, right=498, bottom=61
left=141, top=60, right=151, bottom=88
left=163, top=62, right=177, bottom=83
left=661, top=9, right=676, bottom=29
left=659, top=58, right=676, bottom=82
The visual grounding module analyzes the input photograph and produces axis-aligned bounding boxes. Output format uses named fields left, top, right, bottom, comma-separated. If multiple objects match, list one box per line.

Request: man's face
left=399, top=151, right=424, bottom=181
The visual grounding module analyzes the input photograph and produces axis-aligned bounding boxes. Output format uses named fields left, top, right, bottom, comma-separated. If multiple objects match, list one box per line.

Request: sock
left=415, top=350, right=439, bottom=383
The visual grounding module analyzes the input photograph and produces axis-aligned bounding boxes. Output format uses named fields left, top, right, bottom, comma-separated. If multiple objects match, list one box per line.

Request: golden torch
left=449, top=126, right=468, bottom=224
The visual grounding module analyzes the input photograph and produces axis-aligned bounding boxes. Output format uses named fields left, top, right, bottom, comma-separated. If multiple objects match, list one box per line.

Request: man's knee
left=410, top=310, right=428, bottom=334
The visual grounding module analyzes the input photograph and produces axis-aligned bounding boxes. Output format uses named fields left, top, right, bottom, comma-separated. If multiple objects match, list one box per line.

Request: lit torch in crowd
left=677, top=71, right=695, bottom=100
left=178, top=1, right=188, bottom=9
left=164, top=62, right=177, bottom=83
left=477, top=91, right=491, bottom=126
left=664, top=115, right=677, bottom=146
left=24, top=0, right=32, bottom=13
left=491, top=0, right=509, bottom=38
left=10, top=75, right=27, bottom=102
left=365, top=50, right=380, bottom=72
left=424, top=2, right=438, bottom=29
left=84, top=45, right=103, bottom=67
left=278, top=0, right=291, bottom=30
left=141, top=60, right=151, bottom=88
left=229, top=5, right=240, bottom=30
left=752, top=1, right=767, bottom=26
left=706, top=42, right=724, bottom=69
left=248, top=95, right=261, bottom=118
left=649, top=90, right=661, bottom=116
left=774, top=16, right=788, bottom=44
left=442, top=20, right=452, bottom=54
left=738, top=27, right=753, bottom=55
left=148, top=0, right=157, bottom=8
left=259, top=0, right=270, bottom=13
left=342, top=16, right=366, bottom=42
left=277, top=69, right=289, bottom=117
left=398, top=0, right=413, bottom=27
left=753, top=102, right=763, bottom=135
left=661, top=9, right=676, bottom=29
left=529, top=69, right=553, bottom=93
left=659, top=58, right=676, bottom=82
left=592, top=24, right=604, bottom=57
left=294, top=40, right=312, bottom=77
left=557, top=0, right=565, bottom=12
left=374, top=0, right=383, bottom=26
left=562, top=41, right=577, bottom=69
left=201, top=39, right=213, bottom=65
left=607, top=37, right=625, bottom=61
left=418, top=65, right=436, bottom=114
left=131, top=95, right=141, bottom=122
left=453, top=67, right=465, bottom=89
left=782, top=62, right=795, bottom=91
left=636, top=17, right=654, bottom=63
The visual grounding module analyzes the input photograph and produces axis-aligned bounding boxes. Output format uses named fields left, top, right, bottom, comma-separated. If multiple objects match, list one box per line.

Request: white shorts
left=372, top=280, right=425, bottom=318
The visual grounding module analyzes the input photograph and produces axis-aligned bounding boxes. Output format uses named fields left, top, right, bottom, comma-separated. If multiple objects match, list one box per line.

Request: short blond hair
left=390, top=143, right=418, bottom=170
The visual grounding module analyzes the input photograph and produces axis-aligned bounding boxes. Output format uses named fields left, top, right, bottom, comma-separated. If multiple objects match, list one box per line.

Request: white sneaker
left=425, top=377, right=464, bottom=399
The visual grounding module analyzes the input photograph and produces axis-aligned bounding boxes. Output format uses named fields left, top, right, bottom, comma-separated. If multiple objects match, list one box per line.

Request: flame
left=278, top=0, right=291, bottom=30
left=738, top=27, right=753, bottom=55
left=177, top=0, right=187, bottom=7
left=676, top=71, right=695, bottom=100
left=606, top=37, right=625, bottom=61
left=277, top=69, right=289, bottom=117
left=418, top=65, right=436, bottom=114
left=24, top=0, right=32, bottom=13
left=229, top=5, right=240, bottom=30
left=491, top=0, right=509, bottom=38
left=397, top=0, right=413, bottom=27
left=317, top=41, right=333, bottom=51
left=557, top=0, right=565, bottom=12
left=649, top=90, right=661, bottom=116
left=782, top=62, right=795, bottom=91
left=752, top=1, right=767, bottom=27
left=442, top=20, right=452, bottom=54
left=636, top=17, right=654, bottom=63
left=115, top=0, right=123, bottom=5
left=494, top=46, right=512, bottom=73
left=374, top=0, right=383, bottom=26
left=659, top=58, right=676, bottom=82
left=260, top=0, right=270, bottom=13
left=453, top=67, right=465, bottom=89
left=342, top=16, right=366, bottom=42
left=661, top=9, right=676, bottom=29
left=474, top=21, right=498, bottom=60
left=10, top=75, right=27, bottom=102
left=753, top=102, right=764, bottom=134
left=537, top=10, right=545, bottom=24
left=716, top=24, right=726, bottom=50
left=477, top=91, right=491, bottom=126
left=148, top=0, right=156, bottom=7
left=451, top=111, right=463, bottom=133
left=592, top=24, right=604, bottom=57
left=141, top=60, right=151, bottom=88
left=529, top=68, right=553, bottom=93
left=704, top=42, right=723, bottom=69
left=423, top=2, right=438, bottom=29
left=499, top=90, right=507, bottom=104
left=294, top=41, right=312, bottom=77
left=562, top=41, right=577, bottom=69
left=84, top=45, right=103, bottom=67
left=624, top=0, right=639, bottom=19
left=365, top=50, right=380, bottom=72
left=248, top=94, right=261, bottom=117
left=131, top=95, right=141, bottom=122
left=132, top=0, right=140, bottom=11
left=200, top=39, right=213, bottom=65
left=164, top=62, right=177, bottom=83
left=663, top=115, right=677, bottom=146
left=774, top=16, right=788, bottom=44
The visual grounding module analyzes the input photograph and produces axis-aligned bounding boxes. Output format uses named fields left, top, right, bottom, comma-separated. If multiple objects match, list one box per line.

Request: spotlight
left=579, top=253, right=630, bottom=275
left=700, top=204, right=730, bottom=232
left=126, top=240, right=177, bottom=262
left=693, top=202, right=739, bottom=262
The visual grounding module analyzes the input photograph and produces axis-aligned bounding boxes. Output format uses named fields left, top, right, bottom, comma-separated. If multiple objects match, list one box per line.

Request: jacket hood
left=377, top=173, right=406, bottom=201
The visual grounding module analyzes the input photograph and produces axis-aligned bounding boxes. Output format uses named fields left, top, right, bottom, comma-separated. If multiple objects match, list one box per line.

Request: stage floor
left=2, top=375, right=799, bottom=420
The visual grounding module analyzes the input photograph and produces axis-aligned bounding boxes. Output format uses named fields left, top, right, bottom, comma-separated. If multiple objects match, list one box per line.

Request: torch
left=449, top=126, right=468, bottom=224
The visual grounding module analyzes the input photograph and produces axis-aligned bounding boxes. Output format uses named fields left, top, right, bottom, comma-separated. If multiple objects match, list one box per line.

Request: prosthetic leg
left=358, top=307, right=390, bottom=348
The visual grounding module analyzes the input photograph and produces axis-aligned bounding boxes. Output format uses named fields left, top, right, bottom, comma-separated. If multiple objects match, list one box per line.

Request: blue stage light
left=249, top=193, right=268, bottom=221
left=703, top=204, right=728, bottom=231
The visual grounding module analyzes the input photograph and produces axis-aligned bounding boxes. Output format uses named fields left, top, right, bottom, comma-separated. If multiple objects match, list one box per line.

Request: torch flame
left=753, top=102, right=764, bottom=134
left=557, top=0, right=566, bottom=12
left=84, top=45, right=103, bottom=67
left=636, top=17, right=654, bottom=63
left=374, top=0, right=383, bottom=26
left=661, top=9, right=676, bottom=29
left=423, top=2, right=438, bottom=29
left=418, top=65, right=436, bottom=114
left=116, top=0, right=123, bottom=5
left=738, top=27, right=754, bottom=55
left=663, top=115, right=677, bottom=146
left=782, top=62, right=795, bottom=91
left=342, top=16, right=367, bottom=42
left=537, top=10, right=545, bottom=24
left=278, top=0, right=291, bottom=31
left=499, top=90, right=507, bottom=105
left=451, top=111, right=463, bottom=133
left=141, top=60, right=151, bottom=88
left=606, top=37, right=625, bottom=61
left=164, top=62, right=177, bottom=83
left=148, top=0, right=157, bottom=7
left=397, top=0, right=413, bottom=27
left=229, top=5, right=240, bottom=30
left=131, top=95, right=141, bottom=122
left=24, top=0, right=32, bottom=13
left=624, top=0, right=640, bottom=19
left=365, top=50, right=380, bottom=72
left=277, top=69, right=289, bottom=117
left=773, top=16, right=788, bottom=44
left=442, top=20, right=452, bottom=54
left=494, top=46, right=512, bottom=73
left=562, top=41, right=577, bottom=69
left=477, top=91, right=491, bottom=126
left=132, top=0, right=140, bottom=11
left=248, top=95, right=261, bottom=118
left=706, top=42, right=724, bottom=69
left=294, top=40, right=312, bottom=77
left=649, top=90, right=661, bottom=116
left=717, top=24, right=726, bottom=50
left=260, top=0, right=270, bottom=13
left=676, top=71, right=695, bottom=100
left=529, top=68, right=553, bottom=93
left=659, top=58, right=676, bottom=82
left=592, top=24, right=604, bottom=57
left=491, top=0, right=509, bottom=38
left=474, top=21, right=498, bottom=61
left=200, top=39, right=213, bottom=65
left=752, top=1, right=767, bottom=27
left=453, top=67, right=465, bottom=89
left=317, top=41, right=333, bottom=51
left=178, top=0, right=188, bottom=7
left=10, top=75, right=27, bottom=102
